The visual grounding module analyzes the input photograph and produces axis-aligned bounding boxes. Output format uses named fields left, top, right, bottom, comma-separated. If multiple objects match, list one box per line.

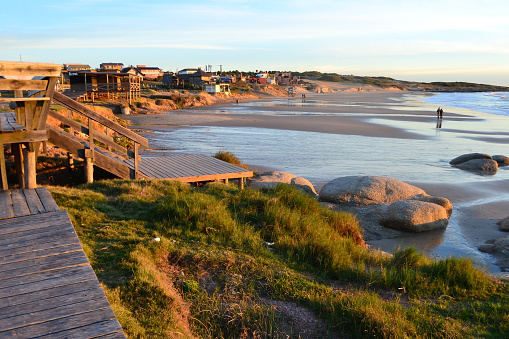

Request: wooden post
left=42, top=141, right=48, bottom=155
left=12, top=143, right=24, bottom=187
left=23, top=146, right=37, bottom=189
left=86, top=117, right=94, bottom=183
left=240, top=177, right=245, bottom=190
left=68, top=109, right=74, bottom=135
left=0, top=135, right=7, bottom=190
left=224, top=178, right=229, bottom=185
left=84, top=156, right=93, bottom=183
left=67, top=152, right=74, bottom=171
left=134, top=142, right=139, bottom=179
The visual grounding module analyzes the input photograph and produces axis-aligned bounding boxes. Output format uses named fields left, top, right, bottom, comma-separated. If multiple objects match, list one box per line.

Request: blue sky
left=2, top=0, right=509, bottom=85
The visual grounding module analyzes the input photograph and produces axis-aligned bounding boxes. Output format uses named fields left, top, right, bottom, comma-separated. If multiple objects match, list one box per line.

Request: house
left=69, top=71, right=141, bottom=102
left=178, top=68, right=199, bottom=75
left=176, top=68, right=212, bottom=88
left=275, top=72, right=298, bottom=86
left=121, top=66, right=145, bottom=78
left=162, top=72, right=177, bottom=87
left=136, top=65, right=163, bottom=80
left=205, top=83, right=230, bottom=94
left=65, top=64, right=91, bottom=72
left=100, top=62, right=124, bottom=71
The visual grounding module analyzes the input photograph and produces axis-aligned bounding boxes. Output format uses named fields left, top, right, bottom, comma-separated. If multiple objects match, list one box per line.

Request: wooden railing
left=48, top=92, right=149, bottom=181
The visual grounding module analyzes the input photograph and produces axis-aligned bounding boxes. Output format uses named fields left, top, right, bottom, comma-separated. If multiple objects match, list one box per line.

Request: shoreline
left=123, top=89, right=509, bottom=274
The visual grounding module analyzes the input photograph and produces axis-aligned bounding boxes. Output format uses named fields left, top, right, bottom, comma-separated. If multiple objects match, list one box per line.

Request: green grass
left=49, top=180, right=509, bottom=338
left=214, top=151, right=250, bottom=170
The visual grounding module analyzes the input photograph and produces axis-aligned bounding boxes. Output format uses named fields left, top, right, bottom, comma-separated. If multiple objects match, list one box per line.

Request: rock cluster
left=497, top=216, right=509, bottom=232
left=248, top=171, right=317, bottom=196
left=319, top=176, right=452, bottom=235
left=450, top=153, right=509, bottom=174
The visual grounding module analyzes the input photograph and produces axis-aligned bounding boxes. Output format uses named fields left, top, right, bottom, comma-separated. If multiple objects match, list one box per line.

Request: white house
left=205, top=83, right=230, bottom=94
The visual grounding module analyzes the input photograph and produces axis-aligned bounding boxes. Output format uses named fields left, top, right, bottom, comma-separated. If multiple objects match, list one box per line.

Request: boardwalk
left=0, top=188, right=126, bottom=338
left=125, top=154, right=253, bottom=185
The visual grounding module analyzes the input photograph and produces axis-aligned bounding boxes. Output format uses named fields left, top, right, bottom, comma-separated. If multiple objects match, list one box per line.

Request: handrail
left=52, top=92, right=148, bottom=147
left=49, top=92, right=149, bottom=181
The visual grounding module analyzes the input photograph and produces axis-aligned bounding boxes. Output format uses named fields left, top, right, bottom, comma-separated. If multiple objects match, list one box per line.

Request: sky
left=2, top=0, right=509, bottom=85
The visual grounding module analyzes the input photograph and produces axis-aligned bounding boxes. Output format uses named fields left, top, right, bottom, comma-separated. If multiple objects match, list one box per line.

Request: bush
left=214, top=151, right=249, bottom=170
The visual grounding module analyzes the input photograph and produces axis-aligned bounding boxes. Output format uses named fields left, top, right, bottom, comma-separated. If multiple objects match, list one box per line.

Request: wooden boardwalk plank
left=10, top=190, right=30, bottom=217
left=0, top=265, right=96, bottom=297
left=0, top=226, right=76, bottom=257
left=0, top=284, right=106, bottom=322
left=22, top=188, right=45, bottom=214
left=34, top=321, right=126, bottom=339
left=0, top=210, right=71, bottom=235
left=0, top=250, right=89, bottom=276
left=0, top=279, right=99, bottom=310
left=0, top=294, right=111, bottom=332
left=0, top=307, right=118, bottom=337
left=35, top=187, right=60, bottom=212
left=0, top=242, right=82, bottom=265
left=0, top=190, right=13, bottom=220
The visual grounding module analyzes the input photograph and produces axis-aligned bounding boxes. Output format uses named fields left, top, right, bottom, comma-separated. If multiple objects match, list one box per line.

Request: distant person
left=439, top=108, right=443, bottom=118
left=437, top=107, right=441, bottom=118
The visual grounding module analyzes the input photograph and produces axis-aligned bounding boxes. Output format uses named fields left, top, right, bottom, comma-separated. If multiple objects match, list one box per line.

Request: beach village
left=1, top=60, right=509, bottom=338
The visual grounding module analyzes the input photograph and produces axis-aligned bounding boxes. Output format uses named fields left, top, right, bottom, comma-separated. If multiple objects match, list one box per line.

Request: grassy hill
left=293, top=71, right=509, bottom=92
left=48, top=179, right=509, bottom=338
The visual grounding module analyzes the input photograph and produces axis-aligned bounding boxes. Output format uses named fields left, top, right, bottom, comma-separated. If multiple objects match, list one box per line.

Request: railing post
left=85, top=118, right=94, bottom=183
left=134, top=142, right=139, bottom=179
left=23, top=146, right=37, bottom=189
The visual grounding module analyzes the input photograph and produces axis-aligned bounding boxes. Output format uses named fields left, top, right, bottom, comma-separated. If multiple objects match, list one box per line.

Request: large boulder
left=497, top=216, right=509, bottom=232
left=319, top=176, right=452, bottom=236
left=449, top=153, right=492, bottom=165
left=454, top=159, right=498, bottom=172
left=492, top=155, right=509, bottom=166
left=410, top=194, right=453, bottom=215
left=248, top=171, right=317, bottom=196
left=380, top=200, right=449, bottom=232
left=318, top=176, right=425, bottom=206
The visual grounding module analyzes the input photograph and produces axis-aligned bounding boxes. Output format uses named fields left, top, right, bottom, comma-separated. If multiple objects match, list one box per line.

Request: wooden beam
left=1, top=130, right=48, bottom=144
left=0, top=79, right=48, bottom=91
left=0, top=61, right=61, bottom=77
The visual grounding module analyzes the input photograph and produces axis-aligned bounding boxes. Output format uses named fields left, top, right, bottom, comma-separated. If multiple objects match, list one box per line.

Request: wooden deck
left=0, top=188, right=126, bottom=338
left=125, top=154, right=253, bottom=184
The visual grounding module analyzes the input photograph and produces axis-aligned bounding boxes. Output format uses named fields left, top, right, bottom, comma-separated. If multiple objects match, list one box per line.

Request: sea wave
left=423, top=92, right=509, bottom=117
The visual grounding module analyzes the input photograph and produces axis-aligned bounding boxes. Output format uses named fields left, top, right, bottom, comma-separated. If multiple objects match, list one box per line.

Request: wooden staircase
left=48, top=92, right=149, bottom=181
left=47, top=92, right=253, bottom=186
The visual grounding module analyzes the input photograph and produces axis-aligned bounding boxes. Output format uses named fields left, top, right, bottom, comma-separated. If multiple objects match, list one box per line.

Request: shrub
left=214, top=151, right=249, bottom=170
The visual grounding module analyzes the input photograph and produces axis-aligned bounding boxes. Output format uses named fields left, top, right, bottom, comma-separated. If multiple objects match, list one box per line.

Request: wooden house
left=69, top=71, right=141, bottom=103
left=100, top=62, right=124, bottom=72
left=136, top=65, right=163, bottom=80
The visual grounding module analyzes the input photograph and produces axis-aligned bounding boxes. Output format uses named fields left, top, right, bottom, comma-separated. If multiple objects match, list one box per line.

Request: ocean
left=142, top=92, right=509, bottom=186
left=422, top=91, right=509, bottom=117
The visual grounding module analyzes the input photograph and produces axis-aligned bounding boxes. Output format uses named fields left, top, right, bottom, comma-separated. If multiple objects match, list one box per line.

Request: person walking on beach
left=439, top=108, right=443, bottom=118
left=437, top=107, right=441, bottom=118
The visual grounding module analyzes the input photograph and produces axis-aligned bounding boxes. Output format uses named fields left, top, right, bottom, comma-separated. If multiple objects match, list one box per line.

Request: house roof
left=191, top=69, right=212, bottom=77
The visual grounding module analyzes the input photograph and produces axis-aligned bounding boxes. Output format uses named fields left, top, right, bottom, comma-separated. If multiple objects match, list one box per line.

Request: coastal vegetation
left=293, top=71, right=509, bottom=92
left=46, top=175, right=509, bottom=338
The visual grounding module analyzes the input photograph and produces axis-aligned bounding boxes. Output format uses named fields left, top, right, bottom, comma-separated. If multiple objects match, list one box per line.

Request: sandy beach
left=124, top=89, right=509, bottom=274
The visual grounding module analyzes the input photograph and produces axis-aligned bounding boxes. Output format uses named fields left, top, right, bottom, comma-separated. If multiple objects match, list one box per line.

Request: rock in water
left=454, top=159, right=498, bottom=172
left=381, top=200, right=449, bottom=232
left=318, top=176, right=425, bottom=206
left=492, top=155, right=509, bottom=165
left=497, top=216, right=509, bottom=232
left=449, top=153, right=492, bottom=165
